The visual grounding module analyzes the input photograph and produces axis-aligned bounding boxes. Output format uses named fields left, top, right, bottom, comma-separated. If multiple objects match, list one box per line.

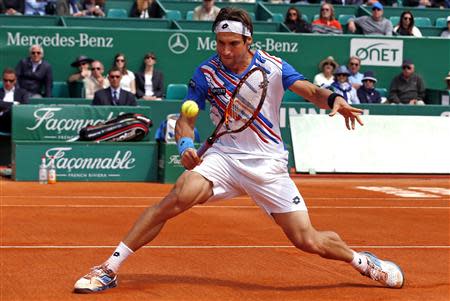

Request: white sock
left=350, top=250, right=368, bottom=273
left=105, top=242, right=134, bottom=273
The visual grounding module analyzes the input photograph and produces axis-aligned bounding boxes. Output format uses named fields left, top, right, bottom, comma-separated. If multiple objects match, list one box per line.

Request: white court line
left=1, top=204, right=449, bottom=209
left=1, top=245, right=449, bottom=250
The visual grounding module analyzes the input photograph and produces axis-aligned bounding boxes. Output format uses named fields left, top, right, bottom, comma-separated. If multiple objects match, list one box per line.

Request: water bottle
left=39, top=156, right=48, bottom=184
left=48, top=156, right=57, bottom=184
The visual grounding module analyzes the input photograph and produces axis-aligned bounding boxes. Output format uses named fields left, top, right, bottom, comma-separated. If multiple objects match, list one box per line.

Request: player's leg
left=73, top=170, right=213, bottom=293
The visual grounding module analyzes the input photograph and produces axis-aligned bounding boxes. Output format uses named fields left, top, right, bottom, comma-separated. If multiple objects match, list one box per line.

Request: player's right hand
left=181, top=148, right=201, bottom=170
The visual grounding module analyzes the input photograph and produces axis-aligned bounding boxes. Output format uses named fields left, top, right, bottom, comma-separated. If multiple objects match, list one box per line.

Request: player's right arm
left=175, top=68, right=208, bottom=170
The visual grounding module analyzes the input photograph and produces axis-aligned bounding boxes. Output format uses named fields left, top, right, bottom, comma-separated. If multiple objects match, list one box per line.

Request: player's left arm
left=289, top=80, right=364, bottom=130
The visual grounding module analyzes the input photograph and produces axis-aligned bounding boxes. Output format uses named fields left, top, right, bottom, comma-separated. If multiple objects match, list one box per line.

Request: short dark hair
left=2, top=67, right=16, bottom=77
left=212, top=7, right=253, bottom=41
left=108, top=66, right=122, bottom=75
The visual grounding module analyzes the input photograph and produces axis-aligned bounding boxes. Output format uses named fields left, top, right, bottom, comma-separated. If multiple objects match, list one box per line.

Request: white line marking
left=356, top=186, right=440, bottom=198
left=1, top=245, right=449, bottom=250
left=1, top=204, right=449, bottom=209
left=409, top=187, right=450, bottom=196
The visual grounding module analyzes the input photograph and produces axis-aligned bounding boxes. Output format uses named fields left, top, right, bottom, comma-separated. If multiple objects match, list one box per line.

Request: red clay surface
left=1, top=176, right=449, bottom=301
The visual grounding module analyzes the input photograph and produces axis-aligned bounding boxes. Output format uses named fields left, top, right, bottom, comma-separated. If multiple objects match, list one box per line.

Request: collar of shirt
left=111, top=88, right=121, bottom=97
left=31, top=61, right=42, bottom=72
left=3, top=87, right=15, bottom=103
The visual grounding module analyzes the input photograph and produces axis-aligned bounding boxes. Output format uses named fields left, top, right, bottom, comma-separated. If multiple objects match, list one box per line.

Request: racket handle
left=197, top=141, right=212, bottom=158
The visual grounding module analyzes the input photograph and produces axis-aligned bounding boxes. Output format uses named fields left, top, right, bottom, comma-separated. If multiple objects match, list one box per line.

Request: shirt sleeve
left=282, top=60, right=306, bottom=91
left=185, top=66, right=208, bottom=110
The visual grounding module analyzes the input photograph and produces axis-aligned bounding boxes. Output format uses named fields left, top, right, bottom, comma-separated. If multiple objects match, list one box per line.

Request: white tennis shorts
left=193, top=151, right=307, bottom=215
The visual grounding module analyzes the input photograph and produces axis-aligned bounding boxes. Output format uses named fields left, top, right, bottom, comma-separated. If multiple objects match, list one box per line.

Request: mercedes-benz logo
left=168, top=33, right=189, bottom=54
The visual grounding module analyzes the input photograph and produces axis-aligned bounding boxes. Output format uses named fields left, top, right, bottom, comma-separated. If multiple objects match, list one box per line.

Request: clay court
left=1, top=175, right=449, bottom=301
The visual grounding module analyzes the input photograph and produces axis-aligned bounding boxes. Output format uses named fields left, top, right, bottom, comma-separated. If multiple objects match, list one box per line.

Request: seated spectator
left=388, top=59, right=426, bottom=105
left=24, top=0, right=53, bottom=15
left=312, top=3, right=343, bottom=35
left=193, top=0, right=220, bottom=21
left=68, top=55, right=93, bottom=83
left=441, top=16, right=450, bottom=38
left=393, top=11, right=422, bottom=37
left=0, top=0, right=24, bottom=15
left=357, top=71, right=381, bottom=104
left=329, top=66, right=360, bottom=104
left=403, top=0, right=432, bottom=7
left=348, top=56, right=363, bottom=89
left=0, top=68, right=29, bottom=134
left=56, top=0, right=84, bottom=16
left=113, top=53, right=136, bottom=95
left=15, top=44, right=53, bottom=98
left=84, top=60, right=109, bottom=99
left=329, top=0, right=363, bottom=4
left=348, top=2, right=392, bottom=36
left=92, top=67, right=137, bottom=106
left=445, top=72, right=450, bottom=90
left=130, top=0, right=162, bottom=18
left=313, top=56, right=338, bottom=87
left=284, top=7, right=312, bottom=33
left=135, top=52, right=164, bottom=100
left=81, top=0, right=105, bottom=17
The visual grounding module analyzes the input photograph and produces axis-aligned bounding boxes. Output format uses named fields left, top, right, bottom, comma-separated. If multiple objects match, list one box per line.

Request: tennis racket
left=197, top=66, right=268, bottom=157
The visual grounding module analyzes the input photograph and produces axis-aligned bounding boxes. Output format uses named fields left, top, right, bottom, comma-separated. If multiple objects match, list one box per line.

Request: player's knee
left=173, top=171, right=212, bottom=210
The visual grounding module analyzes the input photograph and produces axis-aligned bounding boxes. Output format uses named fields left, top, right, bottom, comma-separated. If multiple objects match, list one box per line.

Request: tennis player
left=74, top=7, right=404, bottom=293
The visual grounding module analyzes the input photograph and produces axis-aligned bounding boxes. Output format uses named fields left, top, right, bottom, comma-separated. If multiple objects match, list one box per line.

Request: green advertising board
left=13, top=141, right=158, bottom=181
left=1, top=27, right=449, bottom=91
left=12, top=105, right=152, bottom=141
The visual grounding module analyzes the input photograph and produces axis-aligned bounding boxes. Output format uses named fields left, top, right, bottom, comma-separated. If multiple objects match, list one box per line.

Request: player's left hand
left=329, top=97, right=364, bottom=130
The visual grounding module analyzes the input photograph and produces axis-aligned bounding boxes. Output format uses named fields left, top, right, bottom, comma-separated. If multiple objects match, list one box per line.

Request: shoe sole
left=73, top=280, right=117, bottom=294
left=361, top=251, right=405, bottom=289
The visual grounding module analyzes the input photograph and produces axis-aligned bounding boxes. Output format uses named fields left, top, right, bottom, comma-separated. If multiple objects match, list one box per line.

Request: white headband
left=214, top=20, right=251, bottom=37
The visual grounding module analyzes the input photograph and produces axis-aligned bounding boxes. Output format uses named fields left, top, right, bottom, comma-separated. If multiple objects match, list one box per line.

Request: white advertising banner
left=290, top=115, right=450, bottom=174
left=350, top=38, right=403, bottom=67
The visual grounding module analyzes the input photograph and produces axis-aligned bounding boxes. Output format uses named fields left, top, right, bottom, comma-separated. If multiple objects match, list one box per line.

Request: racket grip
left=197, top=141, right=212, bottom=158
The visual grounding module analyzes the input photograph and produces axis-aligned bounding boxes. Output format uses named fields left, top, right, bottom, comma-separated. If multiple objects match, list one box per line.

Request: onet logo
left=168, top=33, right=189, bottom=54
left=350, top=38, right=403, bottom=67
left=355, top=43, right=400, bottom=62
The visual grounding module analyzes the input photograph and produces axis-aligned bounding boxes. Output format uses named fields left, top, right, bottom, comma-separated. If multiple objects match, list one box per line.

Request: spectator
left=113, top=53, right=136, bottom=95
left=357, top=71, right=381, bottom=104
left=92, top=67, right=137, bottom=106
left=329, top=0, right=363, bottom=4
left=81, top=0, right=105, bottom=17
left=193, top=0, right=220, bottom=21
left=445, top=72, right=450, bottom=90
left=313, top=56, right=338, bottom=87
left=0, top=0, right=24, bottom=15
left=67, top=55, right=93, bottom=83
left=348, top=56, right=363, bottom=89
left=135, top=52, right=164, bottom=100
left=348, top=2, right=392, bottom=36
left=388, top=59, right=426, bottom=105
left=403, top=0, right=432, bottom=7
left=130, top=0, right=162, bottom=18
left=284, top=7, right=312, bottom=33
left=329, top=65, right=360, bottom=104
left=0, top=68, right=29, bottom=134
left=56, top=0, right=84, bottom=16
left=24, top=0, right=50, bottom=15
left=84, top=60, right=109, bottom=99
left=441, top=16, right=450, bottom=38
left=393, top=11, right=422, bottom=37
left=15, top=44, right=53, bottom=98
left=312, top=3, right=343, bottom=35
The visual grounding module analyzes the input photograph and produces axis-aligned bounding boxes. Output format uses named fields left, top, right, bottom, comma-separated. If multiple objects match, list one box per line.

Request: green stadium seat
left=375, top=88, right=388, bottom=97
left=435, top=17, right=447, bottom=28
left=186, top=10, right=194, bottom=20
left=415, top=17, right=432, bottom=27
left=52, top=82, right=70, bottom=98
left=248, top=12, right=256, bottom=21
left=389, top=16, right=400, bottom=26
left=165, top=10, right=182, bottom=21
left=269, top=13, right=283, bottom=23
left=338, top=14, right=355, bottom=25
left=301, top=14, right=309, bottom=23
left=107, top=8, right=128, bottom=18
left=166, top=84, right=188, bottom=100
left=313, top=14, right=319, bottom=22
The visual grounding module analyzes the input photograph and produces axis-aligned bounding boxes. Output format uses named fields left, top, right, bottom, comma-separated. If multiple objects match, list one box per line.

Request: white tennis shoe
left=360, top=251, right=405, bottom=288
left=73, top=264, right=117, bottom=293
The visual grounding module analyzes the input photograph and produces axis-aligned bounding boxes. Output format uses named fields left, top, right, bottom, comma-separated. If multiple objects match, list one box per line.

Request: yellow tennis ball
left=181, top=100, right=199, bottom=118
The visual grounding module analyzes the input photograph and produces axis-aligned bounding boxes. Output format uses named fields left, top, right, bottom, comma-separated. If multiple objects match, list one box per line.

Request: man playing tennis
left=74, top=7, right=404, bottom=293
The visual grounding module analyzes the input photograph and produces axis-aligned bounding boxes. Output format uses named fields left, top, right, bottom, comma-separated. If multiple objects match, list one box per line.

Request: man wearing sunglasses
left=0, top=68, right=29, bottom=134
left=15, top=44, right=53, bottom=98
left=347, top=2, right=392, bottom=36
left=388, top=59, right=426, bottom=105
left=92, top=67, right=136, bottom=106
